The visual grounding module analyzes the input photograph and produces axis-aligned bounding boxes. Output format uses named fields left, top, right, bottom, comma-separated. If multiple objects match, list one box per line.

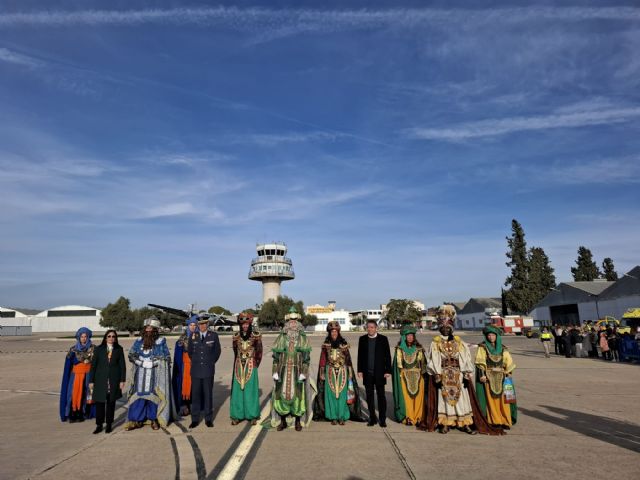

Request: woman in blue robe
left=60, top=327, right=96, bottom=422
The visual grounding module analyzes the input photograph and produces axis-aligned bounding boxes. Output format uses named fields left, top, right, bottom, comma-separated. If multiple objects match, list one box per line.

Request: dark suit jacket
left=357, top=334, right=392, bottom=386
left=90, top=344, right=126, bottom=403
left=188, top=330, right=221, bottom=378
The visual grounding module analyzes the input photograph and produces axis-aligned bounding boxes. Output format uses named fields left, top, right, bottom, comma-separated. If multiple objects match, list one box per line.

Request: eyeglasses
left=107, top=335, right=116, bottom=338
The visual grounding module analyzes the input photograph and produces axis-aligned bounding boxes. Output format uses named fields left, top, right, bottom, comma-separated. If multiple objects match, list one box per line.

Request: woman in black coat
left=89, top=330, right=126, bottom=433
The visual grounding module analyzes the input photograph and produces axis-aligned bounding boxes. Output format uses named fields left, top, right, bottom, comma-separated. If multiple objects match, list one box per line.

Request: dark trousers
left=96, top=394, right=115, bottom=426
left=554, top=339, right=560, bottom=355
left=191, top=376, right=214, bottom=423
left=365, top=382, right=386, bottom=423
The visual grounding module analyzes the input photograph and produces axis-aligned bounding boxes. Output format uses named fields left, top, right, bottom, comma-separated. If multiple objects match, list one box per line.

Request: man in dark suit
left=357, top=320, right=392, bottom=427
left=188, top=317, right=221, bottom=428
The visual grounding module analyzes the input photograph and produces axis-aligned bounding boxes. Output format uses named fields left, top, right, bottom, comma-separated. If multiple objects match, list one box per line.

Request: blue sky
left=1, top=1, right=639, bottom=311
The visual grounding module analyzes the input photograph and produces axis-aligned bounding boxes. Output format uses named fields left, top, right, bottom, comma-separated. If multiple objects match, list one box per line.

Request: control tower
left=249, top=242, right=295, bottom=304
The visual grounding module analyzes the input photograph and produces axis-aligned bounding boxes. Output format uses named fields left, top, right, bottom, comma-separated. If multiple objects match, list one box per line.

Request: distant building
left=313, top=309, right=354, bottom=332
left=306, top=301, right=336, bottom=315
left=0, top=305, right=104, bottom=333
left=456, top=298, right=502, bottom=330
left=530, top=266, right=640, bottom=325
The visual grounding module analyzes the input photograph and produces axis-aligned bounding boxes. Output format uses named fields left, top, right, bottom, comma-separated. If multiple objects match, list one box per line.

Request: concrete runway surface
left=1, top=331, right=639, bottom=480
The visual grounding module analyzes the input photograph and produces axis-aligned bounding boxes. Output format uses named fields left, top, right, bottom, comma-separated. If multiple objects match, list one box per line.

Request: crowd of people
left=540, top=322, right=640, bottom=361
left=60, top=305, right=517, bottom=436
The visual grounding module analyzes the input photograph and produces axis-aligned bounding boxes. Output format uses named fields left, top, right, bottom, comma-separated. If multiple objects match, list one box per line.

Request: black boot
left=277, top=415, right=287, bottom=431
left=294, top=416, right=302, bottom=432
left=105, top=424, right=112, bottom=434
left=93, top=425, right=103, bottom=434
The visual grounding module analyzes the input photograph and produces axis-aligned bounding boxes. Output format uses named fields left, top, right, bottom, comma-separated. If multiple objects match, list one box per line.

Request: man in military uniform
left=188, top=316, right=221, bottom=429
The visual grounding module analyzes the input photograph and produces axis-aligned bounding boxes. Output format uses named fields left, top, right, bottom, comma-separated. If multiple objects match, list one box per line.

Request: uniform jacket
left=188, top=330, right=221, bottom=378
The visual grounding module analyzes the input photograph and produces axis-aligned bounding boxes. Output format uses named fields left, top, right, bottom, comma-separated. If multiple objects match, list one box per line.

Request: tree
left=602, top=258, right=618, bottom=281
left=528, top=247, right=557, bottom=310
left=571, top=246, right=601, bottom=281
left=258, top=296, right=317, bottom=329
left=101, top=296, right=136, bottom=333
left=504, top=219, right=532, bottom=314
left=208, top=305, right=232, bottom=316
left=385, top=299, right=422, bottom=328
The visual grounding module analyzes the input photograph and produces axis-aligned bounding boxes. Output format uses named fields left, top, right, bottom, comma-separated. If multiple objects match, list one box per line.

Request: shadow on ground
left=520, top=405, right=640, bottom=453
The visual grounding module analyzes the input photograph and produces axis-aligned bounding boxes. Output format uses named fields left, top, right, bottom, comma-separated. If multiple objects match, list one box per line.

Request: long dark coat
left=90, top=344, right=126, bottom=403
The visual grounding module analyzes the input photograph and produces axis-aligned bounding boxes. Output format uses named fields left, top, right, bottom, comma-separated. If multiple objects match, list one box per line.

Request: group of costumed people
left=60, top=305, right=517, bottom=435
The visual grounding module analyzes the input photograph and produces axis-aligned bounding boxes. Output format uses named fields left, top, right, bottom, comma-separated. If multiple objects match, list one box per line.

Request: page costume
left=60, top=327, right=96, bottom=421
left=230, top=313, right=263, bottom=424
left=313, top=321, right=363, bottom=423
left=392, top=324, right=427, bottom=426
left=173, top=315, right=198, bottom=416
left=475, top=325, right=517, bottom=428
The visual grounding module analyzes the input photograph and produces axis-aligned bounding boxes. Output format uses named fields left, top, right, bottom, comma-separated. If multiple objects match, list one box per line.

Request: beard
left=143, top=329, right=159, bottom=349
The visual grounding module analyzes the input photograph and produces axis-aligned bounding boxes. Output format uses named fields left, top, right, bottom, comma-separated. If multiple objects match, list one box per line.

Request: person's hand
left=119, top=382, right=125, bottom=390
left=384, top=373, right=391, bottom=378
left=298, top=374, right=306, bottom=382
left=272, top=373, right=279, bottom=382
left=84, top=359, right=90, bottom=364
left=143, top=359, right=153, bottom=369
left=357, top=372, right=363, bottom=379
left=480, top=376, right=487, bottom=383
left=435, top=374, right=442, bottom=383
left=89, top=383, right=94, bottom=389
left=320, top=372, right=325, bottom=381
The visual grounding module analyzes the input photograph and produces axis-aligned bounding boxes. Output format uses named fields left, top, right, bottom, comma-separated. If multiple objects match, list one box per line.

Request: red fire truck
left=489, top=314, right=534, bottom=335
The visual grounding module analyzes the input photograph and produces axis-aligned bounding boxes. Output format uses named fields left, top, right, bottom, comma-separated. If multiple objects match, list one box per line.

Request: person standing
left=540, top=327, right=552, bottom=358
left=173, top=315, right=198, bottom=417
left=60, top=327, right=96, bottom=422
left=599, top=327, right=610, bottom=360
left=266, top=308, right=314, bottom=432
left=357, top=319, right=392, bottom=427
left=90, top=330, right=126, bottom=434
left=562, top=326, right=573, bottom=358
left=230, top=312, right=262, bottom=426
left=314, top=321, right=363, bottom=425
left=126, top=316, right=174, bottom=430
left=188, top=316, right=221, bottom=429
left=554, top=325, right=564, bottom=355
left=392, top=324, right=427, bottom=427
left=475, top=326, right=517, bottom=429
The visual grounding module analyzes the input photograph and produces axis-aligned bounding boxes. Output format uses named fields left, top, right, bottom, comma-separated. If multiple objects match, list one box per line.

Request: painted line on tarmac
left=0, top=388, right=60, bottom=396
left=215, top=401, right=273, bottom=480
left=383, top=428, right=417, bottom=480
left=167, top=422, right=199, bottom=480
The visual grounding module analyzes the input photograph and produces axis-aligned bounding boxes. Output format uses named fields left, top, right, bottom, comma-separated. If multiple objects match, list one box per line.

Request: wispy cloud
left=406, top=107, right=640, bottom=141
left=0, top=7, right=638, bottom=39
left=226, top=131, right=348, bottom=147
left=0, top=47, right=41, bottom=67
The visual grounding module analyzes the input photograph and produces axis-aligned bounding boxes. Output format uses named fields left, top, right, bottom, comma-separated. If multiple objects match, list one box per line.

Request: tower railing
left=250, top=256, right=293, bottom=265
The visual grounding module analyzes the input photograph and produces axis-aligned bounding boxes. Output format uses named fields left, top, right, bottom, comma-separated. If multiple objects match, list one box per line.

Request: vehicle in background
left=490, top=314, right=534, bottom=336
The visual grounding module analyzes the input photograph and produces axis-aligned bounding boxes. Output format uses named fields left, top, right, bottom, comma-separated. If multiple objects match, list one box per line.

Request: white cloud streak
left=0, top=7, right=638, bottom=33
left=0, top=47, right=41, bottom=67
left=227, top=131, right=347, bottom=147
left=406, top=107, right=640, bottom=140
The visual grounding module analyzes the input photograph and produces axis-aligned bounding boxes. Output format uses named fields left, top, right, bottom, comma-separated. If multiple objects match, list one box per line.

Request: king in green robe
left=265, top=307, right=316, bottom=432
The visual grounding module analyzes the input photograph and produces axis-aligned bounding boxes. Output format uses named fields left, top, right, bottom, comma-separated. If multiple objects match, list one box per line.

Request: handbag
left=347, top=378, right=356, bottom=405
left=503, top=377, right=516, bottom=404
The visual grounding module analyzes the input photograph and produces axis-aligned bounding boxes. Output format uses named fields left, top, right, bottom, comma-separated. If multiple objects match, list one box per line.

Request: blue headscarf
left=186, top=314, right=199, bottom=326
left=74, top=327, right=93, bottom=351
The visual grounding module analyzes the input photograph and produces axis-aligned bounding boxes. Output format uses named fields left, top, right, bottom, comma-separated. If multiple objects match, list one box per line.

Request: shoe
left=462, top=426, right=477, bottom=435
left=295, top=421, right=302, bottom=432
left=276, top=421, right=287, bottom=431
left=205, top=421, right=213, bottom=428
left=189, top=421, right=199, bottom=429
left=231, top=419, right=240, bottom=426
left=105, top=424, right=112, bottom=434
left=93, top=425, right=103, bottom=434
left=151, top=421, right=160, bottom=431
left=78, top=417, right=85, bottom=423
left=251, top=419, right=258, bottom=426
left=69, top=418, right=77, bottom=424
left=125, top=422, right=139, bottom=431
left=439, top=425, right=449, bottom=434
left=367, top=420, right=376, bottom=427
left=338, top=420, right=345, bottom=426
left=379, top=421, right=387, bottom=428
left=331, top=420, right=337, bottom=426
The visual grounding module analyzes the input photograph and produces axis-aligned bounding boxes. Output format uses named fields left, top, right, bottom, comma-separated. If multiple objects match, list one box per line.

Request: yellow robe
left=475, top=346, right=515, bottom=427
left=396, top=348, right=426, bottom=425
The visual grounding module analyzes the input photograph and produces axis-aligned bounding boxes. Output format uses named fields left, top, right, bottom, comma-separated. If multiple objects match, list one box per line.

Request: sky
left=1, top=0, right=639, bottom=312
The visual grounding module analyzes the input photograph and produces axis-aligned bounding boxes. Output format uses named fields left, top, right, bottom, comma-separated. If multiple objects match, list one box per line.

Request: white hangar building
left=0, top=305, right=104, bottom=333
